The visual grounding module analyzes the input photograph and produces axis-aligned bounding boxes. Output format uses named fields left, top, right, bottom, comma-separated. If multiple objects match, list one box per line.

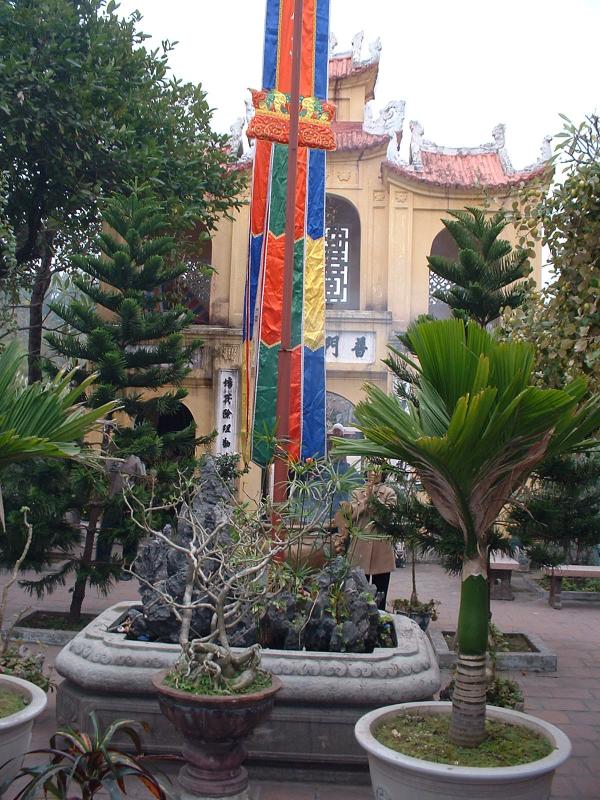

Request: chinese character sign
left=216, top=370, right=239, bottom=455
left=325, top=331, right=376, bottom=364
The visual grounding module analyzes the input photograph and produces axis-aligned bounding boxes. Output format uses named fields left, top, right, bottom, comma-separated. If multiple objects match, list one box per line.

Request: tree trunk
left=27, top=233, right=54, bottom=384
left=68, top=501, right=101, bottom=625
left=410, top=546, right=418, bottom=605
left=449, top=553, right=489, bottom=747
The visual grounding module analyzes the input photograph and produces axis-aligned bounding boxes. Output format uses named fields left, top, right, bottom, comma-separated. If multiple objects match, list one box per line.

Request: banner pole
left=272, top=0, right=304, bottom=515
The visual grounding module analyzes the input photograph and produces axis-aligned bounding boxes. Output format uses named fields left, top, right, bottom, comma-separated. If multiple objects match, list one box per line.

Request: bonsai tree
left=123, top=472, right=301, bottom=693
left=427, top=207, right=533, bottom=328
left=334, top=319, right=600, bottom=746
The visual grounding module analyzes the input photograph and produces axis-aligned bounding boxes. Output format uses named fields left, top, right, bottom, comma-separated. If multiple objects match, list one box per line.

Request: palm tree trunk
left=449, top=553, right=489, bottom=747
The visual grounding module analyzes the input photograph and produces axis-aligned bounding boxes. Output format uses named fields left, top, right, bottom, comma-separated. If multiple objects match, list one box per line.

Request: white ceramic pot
left=0, top=675, right=48, bottom=789
left=354, top=701, right=571, bottom=800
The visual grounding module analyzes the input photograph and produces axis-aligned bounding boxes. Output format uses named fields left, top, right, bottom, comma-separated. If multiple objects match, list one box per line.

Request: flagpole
left=273, top=0, right=304, bottom=509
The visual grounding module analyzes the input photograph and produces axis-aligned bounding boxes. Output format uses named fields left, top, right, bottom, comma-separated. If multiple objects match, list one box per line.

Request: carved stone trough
left=56, top=601, right=440, bottom=783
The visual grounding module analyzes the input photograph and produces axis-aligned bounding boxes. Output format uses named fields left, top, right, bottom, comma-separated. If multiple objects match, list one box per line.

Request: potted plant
left=335, top=319, right=600, bottom=798
left=392, top=597, right=438, bottom=632
left=0, top=674, right=47, bottom=789
left=124, top=472, right=300, bottom=799
left=10, top=713, right=167, bottom=799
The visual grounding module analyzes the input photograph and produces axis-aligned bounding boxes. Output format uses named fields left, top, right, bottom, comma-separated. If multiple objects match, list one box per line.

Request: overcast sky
left=117, top=0, right=599, bottom=168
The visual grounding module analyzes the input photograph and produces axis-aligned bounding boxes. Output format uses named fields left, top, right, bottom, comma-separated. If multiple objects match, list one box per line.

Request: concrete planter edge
left=0, top=675, right=48, bottom=788
left=355, top=701, right=571, bottom=800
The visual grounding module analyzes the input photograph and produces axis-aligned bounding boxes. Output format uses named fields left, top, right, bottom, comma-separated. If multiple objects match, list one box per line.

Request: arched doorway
left=325, top=194, right=360, bottom=309
left=428, top=227, right=458, bottom=319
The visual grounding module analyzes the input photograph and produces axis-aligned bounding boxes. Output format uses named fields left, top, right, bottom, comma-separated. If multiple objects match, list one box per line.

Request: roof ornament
left=363, top=100, right=405, bottom=164
left=539, top=134, right=553, bottom=162
left=409, top=120, right=425, bottom=171
left=349, top=31, right=382, bottom=66
left=492, top=123, right=513, bottom=175
left=228, top=117, right=245, bottom=158
left=368, top=37, right=382, bottom=63
left=230, top=95, right=256, bottom=165
left=351, top=31, right=364, bottom=65
left=329, top=31, right=338, bottom=56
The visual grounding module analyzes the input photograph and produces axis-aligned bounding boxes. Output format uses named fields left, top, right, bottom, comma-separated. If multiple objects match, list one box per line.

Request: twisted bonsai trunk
left=449, top=548, right=489, bottom=747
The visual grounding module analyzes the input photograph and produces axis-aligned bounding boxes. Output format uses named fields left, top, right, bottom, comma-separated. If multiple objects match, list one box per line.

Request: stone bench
left=489, top=553, right=520, bottom=601
left=543, top=565, right=600, bottom=609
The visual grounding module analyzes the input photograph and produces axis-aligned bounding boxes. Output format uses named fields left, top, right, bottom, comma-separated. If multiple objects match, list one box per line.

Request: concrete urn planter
left=0, top=675, right=48, bottom=789
left=354, top=701, right=571, bottom=800
left=152, top=671, right=282, bottom=798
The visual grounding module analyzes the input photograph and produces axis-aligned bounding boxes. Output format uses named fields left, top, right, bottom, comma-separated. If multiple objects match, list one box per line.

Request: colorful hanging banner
left=242, top=0, right=333, bottom=468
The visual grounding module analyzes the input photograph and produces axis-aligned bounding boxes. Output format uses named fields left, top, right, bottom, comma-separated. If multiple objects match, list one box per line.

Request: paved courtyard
left=3, top=562, right=599, bottom=799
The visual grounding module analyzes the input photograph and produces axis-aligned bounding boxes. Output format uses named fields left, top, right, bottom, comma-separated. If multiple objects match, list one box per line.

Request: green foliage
left=335, top=320, right=600, bottom=549
left=0, top=0, right=244, bottom=375
left=0, top=340, right=116, bottom=471
left=165, top=669, right=272, bottom=698
left=427, top=207, right=533, bottom=327
left=392, top=597, right=438, bottom=620
left=0, top=647, right=50, bottom=692
left=1, top=461, right=78, bottom=568
left=334, top=318, right=600, bottom=686
left=7, top=193, right=207, bottom=617
left=500, top=114, right=600, bottom=392
left=509, top=451, right=600, bottom=567
left=11, top=713, right=166, bottom=800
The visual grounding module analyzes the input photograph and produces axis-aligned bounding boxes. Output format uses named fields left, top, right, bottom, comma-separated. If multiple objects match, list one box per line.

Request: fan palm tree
left=0, top=340, right=117, bottom=474
left=334, top=319, right=600, bottom=747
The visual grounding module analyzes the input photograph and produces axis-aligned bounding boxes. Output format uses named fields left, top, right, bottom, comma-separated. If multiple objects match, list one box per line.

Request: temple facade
left=178, top=35, right=548, bottom=491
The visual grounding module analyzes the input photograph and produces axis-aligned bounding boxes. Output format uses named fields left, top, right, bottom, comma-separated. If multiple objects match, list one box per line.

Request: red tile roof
left=328, top=55, right=378, bottom=81
left=333, top=121, right=388, bottom=152
left=385, top=152, right=548, bottom=189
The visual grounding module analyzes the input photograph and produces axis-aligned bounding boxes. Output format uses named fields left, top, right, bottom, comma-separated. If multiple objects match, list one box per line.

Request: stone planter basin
left=0, top=675, right=48, bottom=789
left=55, top=602, right=440, bottom=783
left=355, top=701, right=571, bottom=800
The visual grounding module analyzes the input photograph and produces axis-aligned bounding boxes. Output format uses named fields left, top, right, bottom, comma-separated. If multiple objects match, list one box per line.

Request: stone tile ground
left=3, top=563, right=599, bottom=799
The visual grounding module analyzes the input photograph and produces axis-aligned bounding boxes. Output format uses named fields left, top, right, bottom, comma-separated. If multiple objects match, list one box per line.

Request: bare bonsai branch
left=0, top=506, right=34, bottom=654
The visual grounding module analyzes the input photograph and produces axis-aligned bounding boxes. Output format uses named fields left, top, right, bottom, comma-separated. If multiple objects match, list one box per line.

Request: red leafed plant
left=9, top=713, right=170, bottom=800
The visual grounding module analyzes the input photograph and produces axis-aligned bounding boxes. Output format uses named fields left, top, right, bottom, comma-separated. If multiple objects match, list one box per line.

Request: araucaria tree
left=335, top=319, right=600, bottom=747
left=427, top=207, right=533, bottom=327
left=17, top=192, right=203, bottom=623
left=0, top=0, right=244, bottom=380
left=509, top=452, right=600, bottom=568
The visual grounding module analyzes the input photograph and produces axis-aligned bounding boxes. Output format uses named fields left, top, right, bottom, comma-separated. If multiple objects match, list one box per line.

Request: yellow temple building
left=177, top=35, right=549, bottom=494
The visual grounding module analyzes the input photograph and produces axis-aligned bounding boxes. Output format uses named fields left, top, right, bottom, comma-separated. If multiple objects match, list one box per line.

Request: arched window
left=428, top=227, right=458, bottom=319
left=164, top=228, right=212, bottom=324
left=325, top=195, right=360, bottom=309
left=326, top=391, right=357, bottom=429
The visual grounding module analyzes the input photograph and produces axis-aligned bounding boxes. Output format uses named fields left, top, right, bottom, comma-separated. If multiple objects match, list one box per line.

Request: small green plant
left=0, top=647, right=50, bottom=692
left=486, top=677, right=524, bottom=710
left=392, top=597, right=439, bottom=621
left=538, top=576, right=600, bottom=592
left=489, top=623, right=510, bottom=655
